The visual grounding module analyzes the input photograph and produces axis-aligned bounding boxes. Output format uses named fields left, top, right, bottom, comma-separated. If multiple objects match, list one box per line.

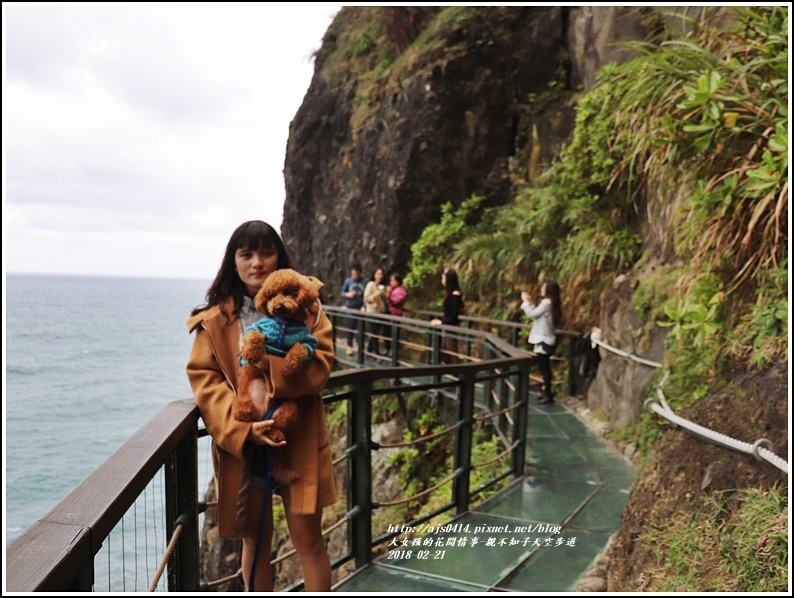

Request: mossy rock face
left=607, top=362, right=789, bottom=591
left=283, top=6, right=570, bottom=294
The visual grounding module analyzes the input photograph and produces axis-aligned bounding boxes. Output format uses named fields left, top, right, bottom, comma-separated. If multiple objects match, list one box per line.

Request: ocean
left=5, top=273, right=217, bottom=590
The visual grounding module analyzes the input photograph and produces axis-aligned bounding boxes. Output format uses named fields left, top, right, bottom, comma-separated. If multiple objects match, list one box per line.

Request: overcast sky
left=3, top=2, right=344, bottom=281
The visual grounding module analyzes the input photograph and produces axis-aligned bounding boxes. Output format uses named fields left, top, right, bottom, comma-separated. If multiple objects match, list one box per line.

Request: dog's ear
left=296, top=275, right=323, bottom=314
left=253, top=284, right=269, bottom=314
left=305, top=275, right=324, bottom=296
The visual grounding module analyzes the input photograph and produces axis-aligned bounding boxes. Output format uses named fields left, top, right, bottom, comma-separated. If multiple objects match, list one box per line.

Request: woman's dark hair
left=443, top=268, right=462, bottom=304
left=544, top=280, right=562, bottom=327
left=191, top=220, right=292, bottom=324
left=390, top=273, right=403, bottom=285
left=370, top=267, right=385, bottom=282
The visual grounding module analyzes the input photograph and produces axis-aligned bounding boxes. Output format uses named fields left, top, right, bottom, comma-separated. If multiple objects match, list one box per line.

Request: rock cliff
left=198, top=5, right=788, bottom=590
left=282, top=6, right=650, bottom=303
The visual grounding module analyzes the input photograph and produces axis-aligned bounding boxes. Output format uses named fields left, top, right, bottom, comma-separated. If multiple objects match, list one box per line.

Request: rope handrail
left=204, top=569, right=242, bottom=589
left=148, top=515, right=188, bottom=592
left=332, top=453, right=349, bottom=466
left=474, top=403, right=521, bottom=422
left=321, top=514, right=350, bottom=536
left=645, top=389, right=789, bottom=474
left=588, top=332, right=787, bottom=475
left=471, top=443, right=518, bottom=469
left=376, top=470, right=460, bottom=507
left=271, top=513, right=351, bottom=566
left=377, top=421, right=463, bottom=449
left=590, top=336, right=663, bottom=369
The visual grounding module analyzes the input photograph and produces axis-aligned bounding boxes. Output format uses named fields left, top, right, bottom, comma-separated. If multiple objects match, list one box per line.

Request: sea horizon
left=5, top=270, right=213, bottom=284
left=5, top=273, right=215, bottom=562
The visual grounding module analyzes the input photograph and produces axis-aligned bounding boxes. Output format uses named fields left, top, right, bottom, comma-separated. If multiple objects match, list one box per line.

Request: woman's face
left=235, top=245, right=279, bottom=296
left=540, top=282, right=547, bottom=298
left=441, top=272, right=447, bottom=287
left=375, top=269, right=384, bottom=283
left=390, top=276, right=398, bottom=288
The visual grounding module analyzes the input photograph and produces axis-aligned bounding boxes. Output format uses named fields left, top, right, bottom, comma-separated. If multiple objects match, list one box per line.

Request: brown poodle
left=233, top=268, right=324, bottom=484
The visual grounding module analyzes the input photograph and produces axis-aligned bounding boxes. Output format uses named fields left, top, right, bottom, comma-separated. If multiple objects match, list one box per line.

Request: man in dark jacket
left=340, top=263, right=366, bottom=355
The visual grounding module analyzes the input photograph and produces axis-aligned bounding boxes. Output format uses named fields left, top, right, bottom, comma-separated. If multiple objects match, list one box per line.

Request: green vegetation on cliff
left=408, top=5, right=788, bottom=383
left=403, top=7, right=788, bottom=591
left=644, top=484, right=788, bottom=592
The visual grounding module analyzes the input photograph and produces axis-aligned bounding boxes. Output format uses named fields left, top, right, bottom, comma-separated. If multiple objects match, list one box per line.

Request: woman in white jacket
left=520, top=280, right=562, bottom=404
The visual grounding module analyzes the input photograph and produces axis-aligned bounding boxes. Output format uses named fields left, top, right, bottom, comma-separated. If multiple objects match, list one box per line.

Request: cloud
left=4, top=2, right=343, bottom=280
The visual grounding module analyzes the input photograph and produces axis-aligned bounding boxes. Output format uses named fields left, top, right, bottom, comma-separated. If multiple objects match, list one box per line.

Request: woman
left=186, top=220, right=336, bottom=592
left=431, top=268, right=464, bottom=364
left=520, top=280, right=562, bottom=404
left=363, top=267, right=389, bottom=355
left=386, top=273, right=407, bottom=317
left=383, top=273, right=407, bottom=355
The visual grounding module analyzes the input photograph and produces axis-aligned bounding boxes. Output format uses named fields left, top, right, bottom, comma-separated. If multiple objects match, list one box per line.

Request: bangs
left=236, top=222, right=277, bottom=252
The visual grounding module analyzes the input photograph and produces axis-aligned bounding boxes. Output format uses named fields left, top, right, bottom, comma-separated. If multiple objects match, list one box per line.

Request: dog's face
left=254, top=269, right=324, bottom=322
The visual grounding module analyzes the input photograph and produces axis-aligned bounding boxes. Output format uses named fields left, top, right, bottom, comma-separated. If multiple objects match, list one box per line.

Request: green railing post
left=430, top=329, right=442, bottom=386
left=498, top=375, right=509, bottom=439
left=510, top=327, right=519, bottom=348
left=482, top=345, right=492, bottom=411
left=390, top=325, right=400, bottom=367
left=329, top=311, right=339, bottom=353
left=512, top=363, right=530, bottom=476
left=165, top=421, right=199, bottom=592
left=453, top=374, right=475, bottom=514
left=567, top=335, right=577, bottom=396
left=357, top=316, right=366, bottom=365
left=430, top=329, right=441, bottom=366
left=347, top=381, right=373, bottom=570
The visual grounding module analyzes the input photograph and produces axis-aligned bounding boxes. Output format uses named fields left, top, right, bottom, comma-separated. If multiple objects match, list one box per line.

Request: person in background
left=186, top=220, right=336, bottom=591
left=384, top=273, right=407, bottom=356
left=363, top=267, right=389, bottom=355
left=430, top=267, right=464, bottom=364
left=387, top=273, right=407, bottom=317
left=520, top=280, right=562, bottom=405
left=340, top=262, right=366, bottom=356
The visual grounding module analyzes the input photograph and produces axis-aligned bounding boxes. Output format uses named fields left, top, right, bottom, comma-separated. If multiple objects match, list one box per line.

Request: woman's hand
left=521, top=291, right=530, bottom=303
left=247, top=419, right=287, bottom=447
left=430, top=318, right=442, bottom=326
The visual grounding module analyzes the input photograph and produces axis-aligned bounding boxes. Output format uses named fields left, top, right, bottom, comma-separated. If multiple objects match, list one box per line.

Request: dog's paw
left=282, top=345, right=309, bottom=378
left=241, top=330, right=266, bottom=364
left=232, top=397, right=256, bottom=422
left=267, top=428, right=286, bottom=444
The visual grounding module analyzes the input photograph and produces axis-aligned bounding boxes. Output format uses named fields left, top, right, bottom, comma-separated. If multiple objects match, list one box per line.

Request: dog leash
left=247, top=397, right=285, bottom=592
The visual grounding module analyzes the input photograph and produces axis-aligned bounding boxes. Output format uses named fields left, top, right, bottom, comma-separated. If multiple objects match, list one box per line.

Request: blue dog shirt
left=240, top=316, right=319, bottom=366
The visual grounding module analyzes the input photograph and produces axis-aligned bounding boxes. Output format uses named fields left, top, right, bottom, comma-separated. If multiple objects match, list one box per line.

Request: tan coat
left=186, top=297, right=337, bottom=538
left=364, top=280, right=387, bottom=314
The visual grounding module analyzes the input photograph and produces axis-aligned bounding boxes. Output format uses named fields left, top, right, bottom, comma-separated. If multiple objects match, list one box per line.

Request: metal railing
left=6, top=309, right=536, bottom=592
left=340, top=307, right=583, bottom=396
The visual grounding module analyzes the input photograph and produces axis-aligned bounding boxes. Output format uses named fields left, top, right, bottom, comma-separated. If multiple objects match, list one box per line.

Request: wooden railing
left=6, top=400, right=201, bottom=592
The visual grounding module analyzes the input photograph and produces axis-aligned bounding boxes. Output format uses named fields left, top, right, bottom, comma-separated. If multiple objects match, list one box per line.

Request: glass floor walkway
left=334, top=400, right=635, bottom=592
